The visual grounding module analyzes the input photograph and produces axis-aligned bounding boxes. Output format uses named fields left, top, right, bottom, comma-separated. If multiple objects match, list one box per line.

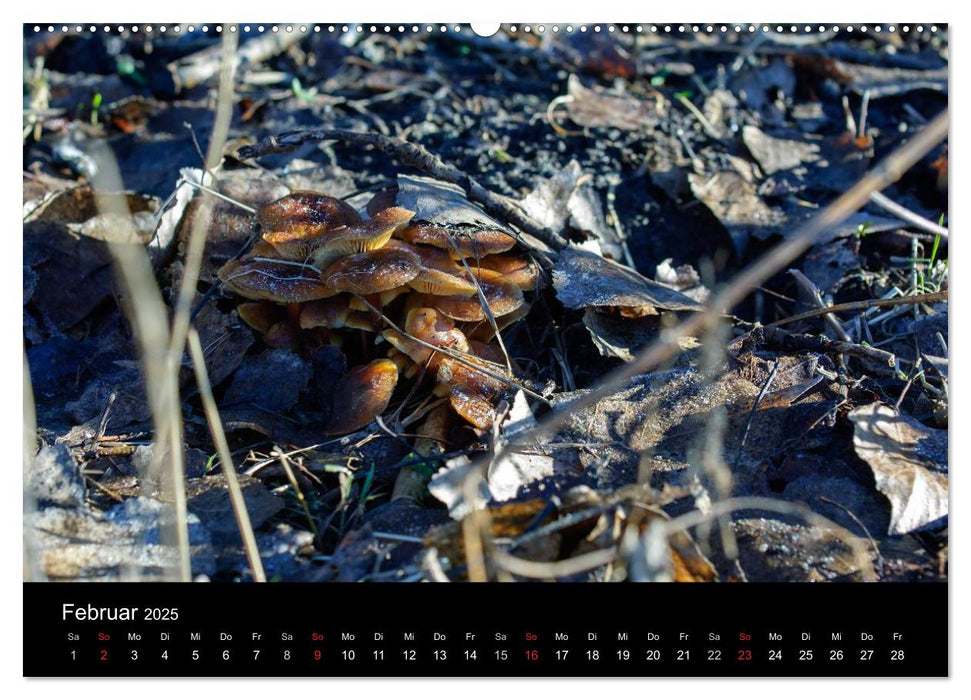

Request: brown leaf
left=553, top=248, right=702, bottom=314
left=563, top=74, right=663, bottom=131
left=849, top=403, right=947, bottom=535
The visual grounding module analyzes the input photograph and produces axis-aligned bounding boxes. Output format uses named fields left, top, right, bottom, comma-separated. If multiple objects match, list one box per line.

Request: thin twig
left=274, top=446, right=319, bottom=538
left=869, top=191, right=948, bottom=239
left=237, top=129, right=570, bottom=251
left=734, top=360, right=779, bottom=465
left=676, top=92, right=723, bottom=139
left=766, top=289, right=947, bottom=329
left=789, top=269, right=852, bottom=342
left=761, top=326, right=897, bottom=372
left=447, top=240, right=514, bottom=375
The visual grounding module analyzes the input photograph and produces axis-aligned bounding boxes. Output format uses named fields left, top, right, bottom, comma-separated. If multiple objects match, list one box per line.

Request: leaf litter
left=23, top=26, right=948, bottom=582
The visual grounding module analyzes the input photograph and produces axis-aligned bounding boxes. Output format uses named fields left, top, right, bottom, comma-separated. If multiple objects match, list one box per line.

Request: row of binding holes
left=32, top=24, right=940, bottom=34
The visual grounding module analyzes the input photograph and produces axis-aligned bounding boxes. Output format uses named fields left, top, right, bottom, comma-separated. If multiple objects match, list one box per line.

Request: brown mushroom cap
left=408, top=267, right=479, bottom=297
left=479, top=253, right=543, bottom=291
left=436, top=357, right=505, bottom=431
left=431, top=268, right=525, bottom=321
left=324, top=359, right=399, bottom=435
left=300, top=297, right=351, bottom=329
left=258, top=191, right=361, bottom=236
left=323, top=245, right=422, bottom=295
left=237, top=301, right=283, bottom=333
left=382, top=307, right=470, bottom=370
left=396, top=223, right=517, bottom=258
left=312, top=207, right=416, bottom=266
left=218, top=257, right=335, bottom=303
left=261, top=227, right=333, bottom=262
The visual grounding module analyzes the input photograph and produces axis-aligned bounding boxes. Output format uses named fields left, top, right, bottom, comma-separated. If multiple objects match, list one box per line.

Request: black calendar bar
left=23, top=582, right=946, bottom=677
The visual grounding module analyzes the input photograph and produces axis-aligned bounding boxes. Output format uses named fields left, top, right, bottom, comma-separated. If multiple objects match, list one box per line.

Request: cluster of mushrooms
left=217, top=191, right=540, bottom=436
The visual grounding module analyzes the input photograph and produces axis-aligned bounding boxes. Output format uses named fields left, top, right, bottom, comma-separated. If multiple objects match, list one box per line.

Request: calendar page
left=22, top=19, right=948, bottom=678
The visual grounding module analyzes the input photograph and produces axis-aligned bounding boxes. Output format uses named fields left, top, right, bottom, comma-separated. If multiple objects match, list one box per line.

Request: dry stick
left=187, top=327, right=267, bottom=581
left=237, top=130, right=570, bottom=251
left=85, top=142, right=192, bottom=582
left=169, top=28, right=238, bottom=371
left=23, top=352, right=44, bottom=582
left=273, top=446, right=320, bottom=539
left=499, top=109, right=948, bottom=455
left=869, top=191, right=949, bottom=239
left=734, top=360, right=779, bottom=466
left=760, top=326, right=897, bottom=374
left=788, top=269, right=852, bottom=342
left=765, top=289, right=947, bottom=329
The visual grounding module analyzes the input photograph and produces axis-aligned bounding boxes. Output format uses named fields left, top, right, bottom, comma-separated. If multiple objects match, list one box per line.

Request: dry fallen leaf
left=849, top=403, right=948, bottom=535
left=553, top=247, right=702, bottom=315
left=562, top=74, right=664, bottom=131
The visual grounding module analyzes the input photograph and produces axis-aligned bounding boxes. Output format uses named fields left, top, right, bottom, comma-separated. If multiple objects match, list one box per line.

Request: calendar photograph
left=23, top=22, right=947, bottom=599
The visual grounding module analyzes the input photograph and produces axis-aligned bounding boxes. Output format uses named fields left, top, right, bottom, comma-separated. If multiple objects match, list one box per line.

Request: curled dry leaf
left=561, top=74, right=664, bottom=131
left=849, top=403, right=948, bottom=535
left=553, top=247, right=702, bottom=315
left=742, top=125, right=821, bottom=175
left=687, top=171, right=786, bottom=255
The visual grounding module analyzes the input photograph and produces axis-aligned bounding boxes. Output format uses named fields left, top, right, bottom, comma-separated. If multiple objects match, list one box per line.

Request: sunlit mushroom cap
left=382, top=307, right=470, bottom=369
left=261, top=227, right=333, bottom=262
left=324, top=359, right=399, bottom=435
left=218, top=257, right=334, bottom=303
left=436, top=357, right=505, bottom=431
left=313, top=207, right=416, bottom=266
left=431, top=268, right=525, bottom=321
left=479, top=253, right=543, bottom=291
left=409, top=268, right=478, bottom=297
left=257, top=191, right=361, bottom=236
left=396, top=223, right=517, bottom=258
left=322, top=245, right=422, bottom=295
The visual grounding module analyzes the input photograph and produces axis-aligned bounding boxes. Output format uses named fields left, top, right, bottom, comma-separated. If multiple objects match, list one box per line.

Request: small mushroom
left=396, top=223, right=517, bottom=258
left=382, top=307, right=470, bottom=370
left=398, top=239, right=477, bottom=296
left=257, top=191, right=361, bottom=236
left=237, top=301, right=283, bottom=333
left=261, top=227, right=335, bottom=262
left=313, top=207, right=416, bottom=266
left=218, top=257, right=335, bottom=303
left=436, top=357, right=505, bottom=431
left=479, top=253, right=543, bottom=291
left=262, top=321, right=297, bottom=348
left=324, top=359, right=399, bottom=435
left=322, top=245, right=422, bottom=295
left=431, top=268, right=525, bottom=322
